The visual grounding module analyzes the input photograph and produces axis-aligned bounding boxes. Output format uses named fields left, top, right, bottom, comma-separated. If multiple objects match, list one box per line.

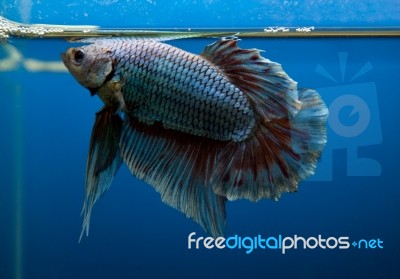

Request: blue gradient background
left=1, top=1, right=400, bottom=279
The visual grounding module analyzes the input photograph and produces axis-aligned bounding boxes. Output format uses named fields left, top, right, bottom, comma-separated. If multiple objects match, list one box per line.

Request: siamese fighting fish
left=61, top=36, right=328, bottom=239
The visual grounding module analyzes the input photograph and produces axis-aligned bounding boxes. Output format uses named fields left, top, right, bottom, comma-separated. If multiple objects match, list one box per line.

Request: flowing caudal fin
left=120, top=117, right=226, bottom=237
left=80, top=107, right=123, bottom=241
left=200, top=37, right=328, bottom=201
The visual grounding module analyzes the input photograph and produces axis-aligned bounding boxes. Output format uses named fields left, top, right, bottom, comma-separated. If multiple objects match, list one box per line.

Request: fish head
left=62, top=44, right=114, bottom=93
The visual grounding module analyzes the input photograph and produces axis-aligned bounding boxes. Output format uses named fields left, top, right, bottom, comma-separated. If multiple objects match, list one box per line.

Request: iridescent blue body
left=96, top=39, right=255, bottom=142
left=62, top=37, right=328, bottom=239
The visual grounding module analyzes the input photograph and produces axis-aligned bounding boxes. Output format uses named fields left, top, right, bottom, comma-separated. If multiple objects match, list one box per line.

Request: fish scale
left=103, top=39, right=255, bottom=142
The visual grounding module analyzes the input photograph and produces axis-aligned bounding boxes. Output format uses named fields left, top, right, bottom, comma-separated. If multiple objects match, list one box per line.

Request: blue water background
left=1, top=1, right=400, bottom=279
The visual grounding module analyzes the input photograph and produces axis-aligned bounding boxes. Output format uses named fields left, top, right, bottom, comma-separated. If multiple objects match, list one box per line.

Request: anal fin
left=120, top=117, right=227, bottom=237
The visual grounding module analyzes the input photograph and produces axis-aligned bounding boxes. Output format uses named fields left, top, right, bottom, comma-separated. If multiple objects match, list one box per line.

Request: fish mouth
left=60, top=53, right=68, bottom=66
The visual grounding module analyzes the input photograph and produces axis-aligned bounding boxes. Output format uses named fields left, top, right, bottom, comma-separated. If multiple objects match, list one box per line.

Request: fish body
left=67, top=39, right=255, bottom=142
left=62, top=37, right=328, bottom=239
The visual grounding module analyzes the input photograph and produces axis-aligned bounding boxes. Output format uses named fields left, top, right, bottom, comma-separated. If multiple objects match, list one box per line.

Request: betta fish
left=61, top=36, right=328, bottom=240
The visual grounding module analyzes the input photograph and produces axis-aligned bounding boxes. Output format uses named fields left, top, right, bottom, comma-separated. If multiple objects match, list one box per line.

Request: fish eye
left=73, top=49, right=85, bottom=64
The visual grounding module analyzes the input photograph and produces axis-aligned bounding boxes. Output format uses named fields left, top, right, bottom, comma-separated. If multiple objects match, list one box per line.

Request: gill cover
left=62, top=46, right=114, bottom=91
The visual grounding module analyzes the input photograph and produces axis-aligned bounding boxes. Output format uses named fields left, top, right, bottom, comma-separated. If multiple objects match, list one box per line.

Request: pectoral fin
left=80, top=107, right=123, bottom=241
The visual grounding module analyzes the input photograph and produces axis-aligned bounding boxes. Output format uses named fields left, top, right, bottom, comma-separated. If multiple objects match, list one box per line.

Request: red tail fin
left=200, top=37, right=328, bottom=201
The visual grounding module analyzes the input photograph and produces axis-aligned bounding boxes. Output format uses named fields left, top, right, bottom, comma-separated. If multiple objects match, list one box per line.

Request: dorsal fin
left=200, top=36, right=301, bottom=119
